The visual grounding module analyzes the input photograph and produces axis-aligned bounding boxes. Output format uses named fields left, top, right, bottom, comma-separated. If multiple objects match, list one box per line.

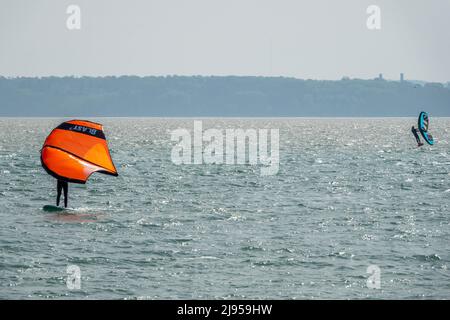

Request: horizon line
left=0, top=75, right=448, bottom=84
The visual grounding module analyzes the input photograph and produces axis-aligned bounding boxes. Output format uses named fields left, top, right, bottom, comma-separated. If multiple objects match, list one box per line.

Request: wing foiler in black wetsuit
left=57, top=180, right=68, bottom=208
left=411, top=126, right=423, bottom=147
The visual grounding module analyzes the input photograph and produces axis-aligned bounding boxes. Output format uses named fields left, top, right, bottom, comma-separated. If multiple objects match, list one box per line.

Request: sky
left=0, top=0, right=449, bottom=82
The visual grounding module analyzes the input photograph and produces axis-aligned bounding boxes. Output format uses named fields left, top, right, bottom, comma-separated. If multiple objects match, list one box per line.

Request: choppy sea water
left=0, top=118, right=449, bottom=299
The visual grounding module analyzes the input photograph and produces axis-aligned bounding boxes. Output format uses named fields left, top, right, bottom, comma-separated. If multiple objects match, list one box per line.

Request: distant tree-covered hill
left=0, top=76, right=449, bottom=116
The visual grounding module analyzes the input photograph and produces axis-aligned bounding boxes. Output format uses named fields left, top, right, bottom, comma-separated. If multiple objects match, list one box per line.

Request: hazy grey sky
left=1, top=0, right=449, bottom=81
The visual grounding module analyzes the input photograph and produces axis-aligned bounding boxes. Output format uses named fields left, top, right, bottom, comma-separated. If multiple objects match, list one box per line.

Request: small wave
left=167, top=238, right=193, bottom=243
left=136, top=218, right=161, bottom=228
left=241, top=245, right=265, bottom=252
left=412, top=254, right=441, bottom=262
left=183, top=256, right=221, bottom=260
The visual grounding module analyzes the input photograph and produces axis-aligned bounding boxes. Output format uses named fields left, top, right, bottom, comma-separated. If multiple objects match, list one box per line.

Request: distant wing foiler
left=41, top=120, right=118, bottom=184
left=418, top=111, right=434, bottom=145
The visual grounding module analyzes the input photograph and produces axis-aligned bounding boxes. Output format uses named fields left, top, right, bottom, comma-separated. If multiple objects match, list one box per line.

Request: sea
left=0, top=118, right=449, bottom=299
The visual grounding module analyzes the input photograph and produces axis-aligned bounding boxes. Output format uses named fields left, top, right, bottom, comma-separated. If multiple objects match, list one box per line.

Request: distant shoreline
left=1, top=76, right=449, bottom=117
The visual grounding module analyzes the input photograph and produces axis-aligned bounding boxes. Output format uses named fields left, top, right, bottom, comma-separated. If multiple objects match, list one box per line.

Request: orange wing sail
left=41, top=120, right=118, bottom=184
